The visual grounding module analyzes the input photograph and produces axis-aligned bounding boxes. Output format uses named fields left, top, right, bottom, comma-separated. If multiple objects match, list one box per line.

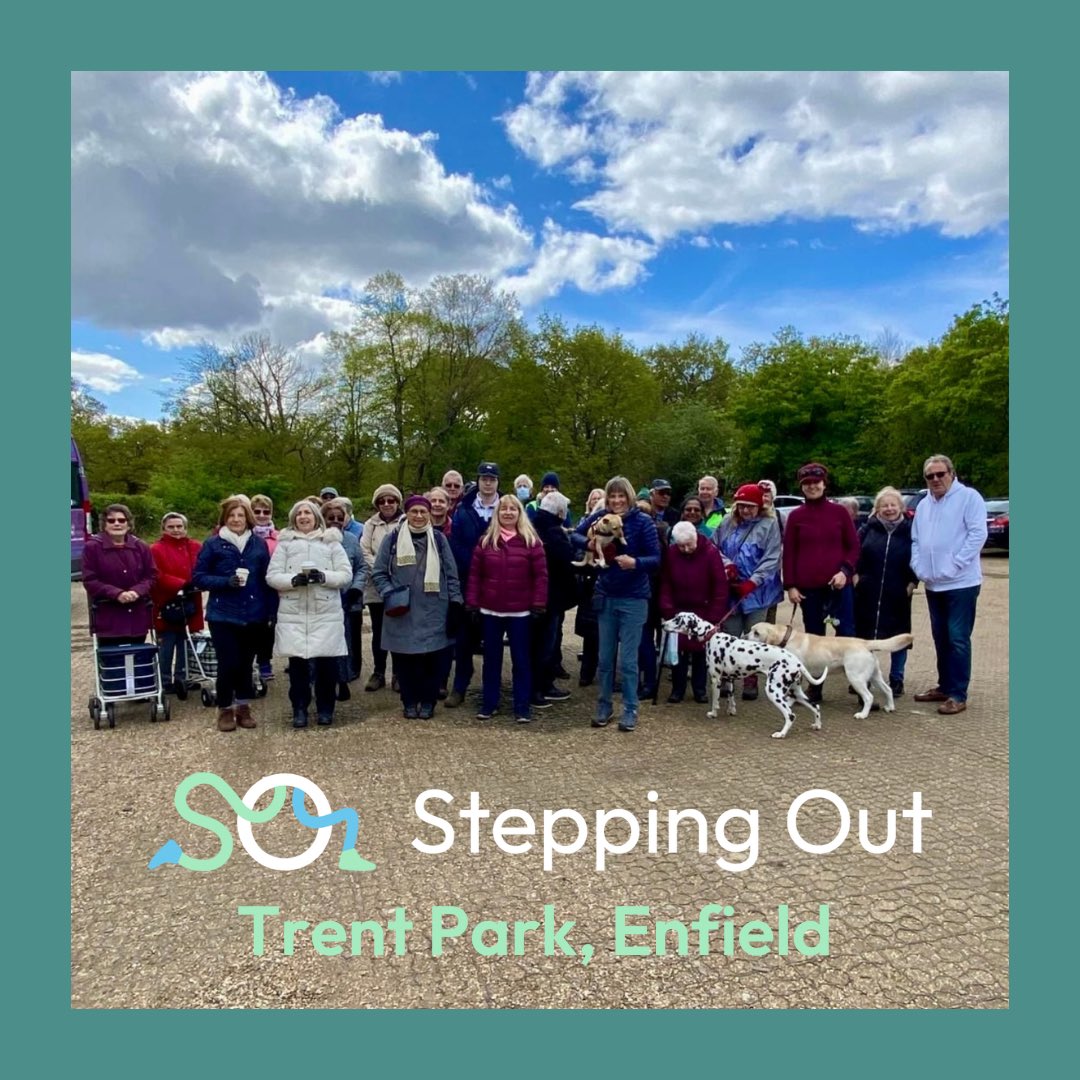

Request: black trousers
left=393, top=651, right=440, bottom=709
left=287, top=655, right=337, bottom=716
left=367, top=602, right=394, bottom=677
left=208, top=621, right=258, bottom=707
left=254, top=620, right=275, bottom=666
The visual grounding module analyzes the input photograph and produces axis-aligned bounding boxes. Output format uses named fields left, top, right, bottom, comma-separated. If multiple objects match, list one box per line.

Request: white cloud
left=502, top=71, right=1008, bottom=242
left=71, top=350, right=143, bottom=393
left=368, top=71, right=402, bottom=86
left=72, top=71, right=534, bottom=341
left=491, top=174, right=513, bottom=191
left=498, top=220, right=656, bottom=307
left=689, top=235, right=711, bottom=249
left=721, top=240, right=735, bottom=252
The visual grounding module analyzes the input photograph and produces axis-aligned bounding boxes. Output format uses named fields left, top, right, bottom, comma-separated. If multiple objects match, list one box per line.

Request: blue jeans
left=889, top=648, right=908, bottom=683
left=597, top=597, right=648, bottom=721
left=158, top=630, right=187, bottom=685
left=481, top=614, right=533, bottom=717
left=926, top=586, right=980, bottom=702
left=800, top=584, right=855, bottom=637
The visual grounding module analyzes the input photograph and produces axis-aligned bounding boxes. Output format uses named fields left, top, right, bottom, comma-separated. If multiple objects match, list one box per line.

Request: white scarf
left=395, top=524, right=442, bottom=593
left=220, top=528, right=251, bottom=553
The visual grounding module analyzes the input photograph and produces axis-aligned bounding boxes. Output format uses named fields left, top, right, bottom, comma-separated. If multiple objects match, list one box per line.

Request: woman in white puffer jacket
left=267, top=500, right=352, bottom=728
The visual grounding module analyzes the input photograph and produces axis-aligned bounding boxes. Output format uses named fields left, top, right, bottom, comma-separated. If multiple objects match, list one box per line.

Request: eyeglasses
left=376, top=497, right=398, bottom=505
left=252, top=508, right=272, bottom=516
left=105, top=517, right=128, bottom=524
left=924, top=471, right=948, bottom=480
left=444, top=483, right=462, bottom=489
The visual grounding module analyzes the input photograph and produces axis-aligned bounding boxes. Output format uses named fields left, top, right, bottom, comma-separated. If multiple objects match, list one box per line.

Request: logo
left=149, top=772, right=376, bottom=873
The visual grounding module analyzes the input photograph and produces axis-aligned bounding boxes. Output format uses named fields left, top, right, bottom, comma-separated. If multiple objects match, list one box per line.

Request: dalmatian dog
left=661, top=612, right=827, bottom=739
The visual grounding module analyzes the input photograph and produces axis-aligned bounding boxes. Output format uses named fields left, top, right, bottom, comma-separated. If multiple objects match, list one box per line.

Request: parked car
left=901, top=489, right=928, bottom=519
left=773, top=494, right=804, bottom=526
left=984, top=499, right=1009, bottom=551
left=838, top=495, right=874, bottom=528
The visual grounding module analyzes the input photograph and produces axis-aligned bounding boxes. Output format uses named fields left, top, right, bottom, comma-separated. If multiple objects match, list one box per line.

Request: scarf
left=499, top=527, right=517, bottom=544
left=880, top=516, right=901, bottom=533
left=396, top=524, right=442, bottom=593
left=253, top=523, right=274, bottom=539
left=219, top=528, right=251, bottom=553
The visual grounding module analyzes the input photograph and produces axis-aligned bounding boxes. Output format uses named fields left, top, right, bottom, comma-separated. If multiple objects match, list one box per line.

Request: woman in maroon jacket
left=782, top=462, right=860, bottom=699
left=659, top=521, right=729, bottom=703
left=465, top=495, right=548, bottom=723
left=82, top=503, right=156, bottom=644
left=150, top=512, right=204, bottom=693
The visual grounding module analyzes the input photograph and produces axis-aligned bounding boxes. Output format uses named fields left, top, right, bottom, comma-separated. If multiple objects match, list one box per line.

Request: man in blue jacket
left=910, top=454, right=987, bottom=716
left=445, top=462, right=501, bottom=706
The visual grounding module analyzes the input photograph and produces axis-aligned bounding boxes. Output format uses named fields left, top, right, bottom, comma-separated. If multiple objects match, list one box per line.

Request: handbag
left=384, top=585, right=411, bottom=617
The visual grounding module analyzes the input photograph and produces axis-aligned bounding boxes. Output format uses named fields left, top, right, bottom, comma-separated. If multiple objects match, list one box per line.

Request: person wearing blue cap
left=649, top=479, right=680, bottom=527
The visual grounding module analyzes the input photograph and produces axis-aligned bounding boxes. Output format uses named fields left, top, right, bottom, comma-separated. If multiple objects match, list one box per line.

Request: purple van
left=71, top=437, right=91, bottom=579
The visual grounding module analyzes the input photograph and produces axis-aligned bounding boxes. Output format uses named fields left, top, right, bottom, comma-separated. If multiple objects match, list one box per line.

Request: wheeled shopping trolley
left=87, top=601, right=170, bottom=729
left=183, top=627, right=266, bottom=707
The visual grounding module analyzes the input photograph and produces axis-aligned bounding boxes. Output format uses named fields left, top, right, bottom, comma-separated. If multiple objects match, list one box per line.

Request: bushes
left=90, top=492, right=169, bottom=537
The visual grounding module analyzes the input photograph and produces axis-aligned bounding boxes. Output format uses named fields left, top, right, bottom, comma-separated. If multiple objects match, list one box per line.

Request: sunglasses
left=376, top=496, right=398, bottom=505
left=924, top=471, right=949, bottom=480
left=105, top=517, right=128, bottom=524
left=253, top=508, right=272, bottom=515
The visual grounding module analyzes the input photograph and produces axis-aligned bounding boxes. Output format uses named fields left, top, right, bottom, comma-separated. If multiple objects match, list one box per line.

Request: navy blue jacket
left=449, top=488, right=498, bottom=589
left=573, top=507, right=661, bottom=601
left=193, top=532, right=274, bottom=625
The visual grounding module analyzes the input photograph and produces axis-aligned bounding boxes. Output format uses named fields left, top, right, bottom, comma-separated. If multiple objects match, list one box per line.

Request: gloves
left=291, top=573, right=310, bottom=588
left=725, top=563, right=740, bottom=583
left=345, top=588, right=361, bottom=607
left=307, top=569, right=326, bottom=584
left=734, top=579, right=757, bottom=599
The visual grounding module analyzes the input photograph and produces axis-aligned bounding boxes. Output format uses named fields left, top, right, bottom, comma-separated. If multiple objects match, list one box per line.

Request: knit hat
left=797, top=463, right=829, bottom=484
left=540, top=471, right=560, bottom=489
left=732, top=483, right=765, bottom=507
left=404, top=494, right=432, bottom=512
left=371, top=483, right=403, bottom=508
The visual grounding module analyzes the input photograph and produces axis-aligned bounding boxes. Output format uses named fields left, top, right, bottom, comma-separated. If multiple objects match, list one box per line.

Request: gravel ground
left=70, top=555, right=1009, bottom=1008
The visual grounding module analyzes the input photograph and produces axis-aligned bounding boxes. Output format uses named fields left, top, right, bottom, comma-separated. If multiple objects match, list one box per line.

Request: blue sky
left=71, top=71, right=1008, bottom=421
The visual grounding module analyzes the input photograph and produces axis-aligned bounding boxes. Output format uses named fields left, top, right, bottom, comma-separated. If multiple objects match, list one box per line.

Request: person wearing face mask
left=855, top=486, right=918, bottom=698
left=371, top=495, right=462, bottom=720
left=150, top=512, right=204, bottom=694
left=573, top=476, right=662, bottom=732
left=193, top=497, right=273, bottom=731
left=361, top=484, right=404, bottom=693
left=267, top=500, right=352, bottom=728
left=465, top=494, right=548, bottom=723
left=713, top=484, right=783, bottom=700
left=322, top=498, right=369, bottom=698
left=514, top=474, right=534, bottom=506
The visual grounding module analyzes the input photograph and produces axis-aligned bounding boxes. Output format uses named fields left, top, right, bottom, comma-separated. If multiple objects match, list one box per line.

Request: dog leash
left=780, top=601, right=799, bottom=648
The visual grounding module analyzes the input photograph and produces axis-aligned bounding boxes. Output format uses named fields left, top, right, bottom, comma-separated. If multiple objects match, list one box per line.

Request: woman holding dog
left=712, top=483, right=783, bottom=699
left=266, top=499, right=353, bottom=728
left=573, top=476, right=662, bottom=732
left=659, top=521, right=729, bottom=703
left=854, top=486, right=917, bottom=696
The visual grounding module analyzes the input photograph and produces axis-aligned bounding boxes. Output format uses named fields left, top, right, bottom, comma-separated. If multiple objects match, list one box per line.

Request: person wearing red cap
left=782, top=463, right=861, bottom=701
left=712, top=483, right=783, bottom=699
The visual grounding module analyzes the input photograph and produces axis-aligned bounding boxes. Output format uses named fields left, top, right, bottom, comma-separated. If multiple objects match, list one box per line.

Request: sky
left=70, top=71, right=1009, bottom=421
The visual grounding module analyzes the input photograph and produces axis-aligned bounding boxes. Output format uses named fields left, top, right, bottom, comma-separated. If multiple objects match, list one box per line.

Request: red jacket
left=658, top=539, right=729, bottom=651
left=782, top=498, right=861, bottom=590
left=150, top=534, right=205, bottom=633
left=465, top=534, right=548, bottom=613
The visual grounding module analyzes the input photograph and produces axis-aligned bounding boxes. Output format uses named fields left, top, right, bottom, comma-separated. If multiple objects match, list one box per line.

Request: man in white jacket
left=910, top=455, right=988, bottom=715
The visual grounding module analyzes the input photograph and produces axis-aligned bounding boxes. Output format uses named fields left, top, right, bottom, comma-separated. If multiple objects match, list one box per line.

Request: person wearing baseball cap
left=319, top=486, right=339, bottom=500
left=649, top=478, right=680, bottom=527
left=782, top=463, right=860, bottom=702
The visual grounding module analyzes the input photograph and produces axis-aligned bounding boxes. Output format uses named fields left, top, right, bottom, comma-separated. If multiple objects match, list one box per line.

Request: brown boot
left=217, top=707, right=236, bottom=732
left=234, top=703, right=256, bottom=728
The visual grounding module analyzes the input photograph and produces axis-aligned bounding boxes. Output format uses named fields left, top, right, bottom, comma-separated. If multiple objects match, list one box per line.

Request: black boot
left=742, top=675, right=759, bottom=700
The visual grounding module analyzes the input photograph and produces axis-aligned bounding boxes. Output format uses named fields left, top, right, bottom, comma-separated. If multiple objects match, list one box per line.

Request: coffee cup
left=235, top=567, right=249, bottom=586
left=301, top=560, right=317, bottom=581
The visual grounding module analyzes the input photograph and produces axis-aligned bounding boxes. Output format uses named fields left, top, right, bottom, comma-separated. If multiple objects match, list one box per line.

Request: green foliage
left=90, top=492, right=169, bottom=538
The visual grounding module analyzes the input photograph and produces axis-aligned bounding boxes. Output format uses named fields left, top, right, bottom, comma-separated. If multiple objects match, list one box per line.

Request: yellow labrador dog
left=746, top=624, right=913, bottom=720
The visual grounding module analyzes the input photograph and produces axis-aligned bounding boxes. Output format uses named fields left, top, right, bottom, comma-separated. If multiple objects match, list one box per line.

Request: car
left=772, top=494, right=804, bottom=525
left=839, top=495, right=874, bottom=528
left=901, top=489, right=928, bottom=518
left=984, top=498, right=1009, bottom=551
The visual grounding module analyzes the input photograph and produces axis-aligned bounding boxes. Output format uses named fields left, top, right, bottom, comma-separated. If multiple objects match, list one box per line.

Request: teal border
left=13, top=0, right=1065, bottom=1072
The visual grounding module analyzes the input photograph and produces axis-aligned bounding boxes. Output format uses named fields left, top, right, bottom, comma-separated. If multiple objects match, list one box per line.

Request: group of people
left=81, top=453, right=988, bottom=733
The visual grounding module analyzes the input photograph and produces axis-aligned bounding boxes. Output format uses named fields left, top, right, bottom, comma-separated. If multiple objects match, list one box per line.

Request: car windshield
left=985, top=500, right=1009, bottom=515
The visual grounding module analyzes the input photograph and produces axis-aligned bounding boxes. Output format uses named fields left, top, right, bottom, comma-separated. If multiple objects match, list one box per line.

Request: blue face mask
left=516, top=486, right=531, bottom=502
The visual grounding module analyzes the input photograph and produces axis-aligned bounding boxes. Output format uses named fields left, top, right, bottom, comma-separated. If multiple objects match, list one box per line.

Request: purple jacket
left=658, top=539, right=729, bottom=651
left=82, top=533, right=156, bottom=638
left=465, top=535, right=548, bottom=613
left=782, top=498, right=861, bottom=591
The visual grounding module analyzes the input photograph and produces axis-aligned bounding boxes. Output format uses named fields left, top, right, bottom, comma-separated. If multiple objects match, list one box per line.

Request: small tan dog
left=573, top=513, right=626, bottom=568
left=746, top=623, right=913, bottom=719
